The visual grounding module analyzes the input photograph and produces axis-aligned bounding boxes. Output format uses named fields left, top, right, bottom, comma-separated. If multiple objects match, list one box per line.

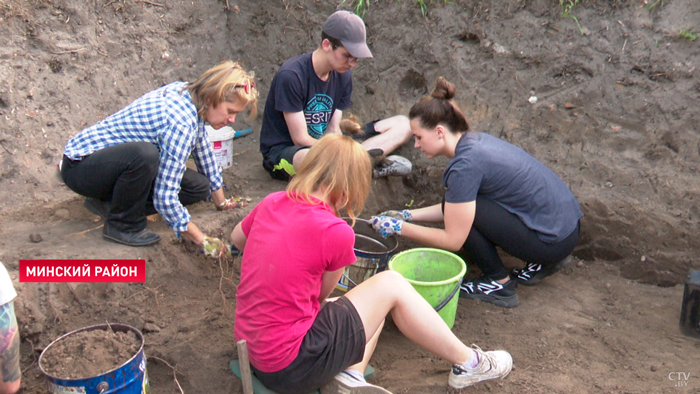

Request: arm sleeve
left=192, top=129, right=224, bottom=191
left=0, top=263, right=17, bottom=305
left=240, top=202, right=262, bottom=238
left=153, top=121, right=196, bottom=234
left=443, top=157, right=483, bottom=204
left=274, top=70, right=306, bottom=113
left=323, top=222, right=356, bottom=272
left=336, top=73, right=353, bottom=111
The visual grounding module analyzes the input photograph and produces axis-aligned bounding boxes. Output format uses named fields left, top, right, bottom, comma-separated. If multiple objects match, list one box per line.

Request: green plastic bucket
left=388, top=248, right=466, bottom=329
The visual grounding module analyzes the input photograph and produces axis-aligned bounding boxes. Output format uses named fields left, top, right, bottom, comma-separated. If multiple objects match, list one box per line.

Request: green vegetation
left=408, top=0, right=454, bottom=17
left=343, top=0, right=371, bottom=17
left=646, top=0, right=663, bottom=11
left=560, top=0, right=585, bottom=36
left=679, top=29, right=698, bottom=41
left=342, top=0, right=451, bottom=18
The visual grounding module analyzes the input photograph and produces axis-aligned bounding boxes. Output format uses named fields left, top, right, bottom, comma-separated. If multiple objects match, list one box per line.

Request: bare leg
left=347, top=319, right=384, bottom=375
left=344, top=271, right=472, bottom=366
left=361, top=115, right=412, bottom=155
left=292, top=148, right=310, bottom=173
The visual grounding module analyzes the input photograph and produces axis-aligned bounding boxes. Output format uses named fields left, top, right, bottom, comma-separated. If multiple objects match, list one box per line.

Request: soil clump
left=40, top=327, right=141, bottom=379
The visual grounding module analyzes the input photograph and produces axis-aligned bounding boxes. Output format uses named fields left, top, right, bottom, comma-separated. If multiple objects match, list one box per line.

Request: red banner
left=19, top=260, right=146, bottom=282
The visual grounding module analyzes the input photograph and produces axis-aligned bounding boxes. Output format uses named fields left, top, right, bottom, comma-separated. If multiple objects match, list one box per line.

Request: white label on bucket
left=211, top=138, right=233, bottom=169
left=47, top=382, right=86, bottom=394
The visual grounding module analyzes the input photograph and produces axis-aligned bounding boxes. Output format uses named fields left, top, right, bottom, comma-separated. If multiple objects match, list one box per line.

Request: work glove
left=371, top=216, right=404, bottom=238
left=216, top=197, right=250, bottom=211
left=201, top=236, right=233, bottom=259
left=378, top=209, right=413, bottom=222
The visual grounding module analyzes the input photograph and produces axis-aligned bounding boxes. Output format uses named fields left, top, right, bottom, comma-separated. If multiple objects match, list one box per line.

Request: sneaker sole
left=320, top=378, right=392, bottom=394
left=513, top=256, right=573, bottom=286
left=449, top=371, right=512, bottom=389
left=459, top=291, right=520, bottom=308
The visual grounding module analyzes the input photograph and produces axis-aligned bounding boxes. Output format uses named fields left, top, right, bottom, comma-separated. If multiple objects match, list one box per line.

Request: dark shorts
left=261, top=121, right=379, bottom=181
left=251, top=297, right=366, bottom=394
left=261, top=144, right=308, bottom=181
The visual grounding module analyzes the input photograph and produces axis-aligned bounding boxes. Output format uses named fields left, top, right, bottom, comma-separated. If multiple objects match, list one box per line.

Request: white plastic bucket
left=205, top=125, right=235, bottom=169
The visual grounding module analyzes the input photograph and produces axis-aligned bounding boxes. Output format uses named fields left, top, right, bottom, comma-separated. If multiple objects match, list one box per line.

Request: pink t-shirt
left=234, top=191, right=356, bottom=372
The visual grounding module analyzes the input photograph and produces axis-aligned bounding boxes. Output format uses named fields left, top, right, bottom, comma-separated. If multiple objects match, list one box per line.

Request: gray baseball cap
left=322, top=11, right=373, bottom=59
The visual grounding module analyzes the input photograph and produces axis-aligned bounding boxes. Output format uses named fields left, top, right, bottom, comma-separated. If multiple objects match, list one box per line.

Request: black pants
left=61, top=142, right=210, bottom=232
left=454, top=195, right=580, bottom=281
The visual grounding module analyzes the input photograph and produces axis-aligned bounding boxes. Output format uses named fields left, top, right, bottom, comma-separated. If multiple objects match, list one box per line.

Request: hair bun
left=430, top=77, right=456, bottom=100
left=340, top=114, right=364, bottom=136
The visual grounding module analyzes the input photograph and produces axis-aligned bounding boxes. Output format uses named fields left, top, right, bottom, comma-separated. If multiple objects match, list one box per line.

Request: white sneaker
left=448, top=346, right=513, bottom=389
left=320, top=371, right=392, bottom=394
left=373, top=155, right=412, bottom=178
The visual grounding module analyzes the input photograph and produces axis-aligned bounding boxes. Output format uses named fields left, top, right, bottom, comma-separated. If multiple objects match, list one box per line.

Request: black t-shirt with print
left=259, top=52, right=353, bottom=154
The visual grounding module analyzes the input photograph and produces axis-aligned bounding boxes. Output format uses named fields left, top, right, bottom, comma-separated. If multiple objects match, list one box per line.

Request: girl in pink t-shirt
left=232, top=134, right=513, bottom=394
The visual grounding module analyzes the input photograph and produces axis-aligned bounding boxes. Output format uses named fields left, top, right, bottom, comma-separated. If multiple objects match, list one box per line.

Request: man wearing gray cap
left=260, top=10, right=413, bottom=181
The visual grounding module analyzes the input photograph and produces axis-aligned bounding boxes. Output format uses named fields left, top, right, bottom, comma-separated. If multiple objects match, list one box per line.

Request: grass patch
left=342, top=0, right=451, bottom=18
left=560, top=0, right=585, bottom=35
left=343, top=0, right=370, bottom=17
left=679, top=28, right=698, bottom=41
left=646, top=0, right=663, bottom=11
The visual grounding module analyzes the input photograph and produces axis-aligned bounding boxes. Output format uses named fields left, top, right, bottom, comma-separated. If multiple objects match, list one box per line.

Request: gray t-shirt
left=443, top=132, right=582, bottom=243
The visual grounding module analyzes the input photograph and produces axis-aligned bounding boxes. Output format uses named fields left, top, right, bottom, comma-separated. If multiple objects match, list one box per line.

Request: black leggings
left=450, top=196, right=580, bottom=281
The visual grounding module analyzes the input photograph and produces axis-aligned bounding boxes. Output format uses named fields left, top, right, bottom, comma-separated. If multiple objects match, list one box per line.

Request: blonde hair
left=287, top=134, right=371, bottom=224
left=339, top=113, right=365, bottom=136
left=186, top=61, right=259, bottom=120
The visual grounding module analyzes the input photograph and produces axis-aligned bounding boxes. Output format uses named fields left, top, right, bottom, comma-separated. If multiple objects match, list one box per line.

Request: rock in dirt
left=54, top=208, right=70, bottom=220
left=29, top=233, right=42, bottom=243
left=142, top=323, right=161, bottom=333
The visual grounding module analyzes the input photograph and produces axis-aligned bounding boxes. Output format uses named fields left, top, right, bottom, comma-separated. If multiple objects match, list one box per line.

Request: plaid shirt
left=64, top=81, right=223, bottom=234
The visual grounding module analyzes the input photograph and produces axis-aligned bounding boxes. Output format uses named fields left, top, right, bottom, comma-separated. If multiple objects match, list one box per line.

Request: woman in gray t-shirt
left=371, top=77, right=582, bottom=308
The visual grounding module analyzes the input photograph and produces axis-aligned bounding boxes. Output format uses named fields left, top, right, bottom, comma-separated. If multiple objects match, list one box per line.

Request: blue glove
left=371, top=216, right=404, bottom=238
left=379, top=209, right=413, bottom=222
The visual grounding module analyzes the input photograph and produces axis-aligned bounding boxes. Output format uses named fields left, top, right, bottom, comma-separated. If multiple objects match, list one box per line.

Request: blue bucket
left=39, top=324, right=150, bottom=394
left=336, top=218, right=398, bottom=292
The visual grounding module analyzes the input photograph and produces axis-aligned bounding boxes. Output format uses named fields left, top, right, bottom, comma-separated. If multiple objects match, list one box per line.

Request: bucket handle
left=342, top=272, right=359, bottom=289
left=341, top=260, right=380, bottom=290
left=434, top=277, right=463, bottom=313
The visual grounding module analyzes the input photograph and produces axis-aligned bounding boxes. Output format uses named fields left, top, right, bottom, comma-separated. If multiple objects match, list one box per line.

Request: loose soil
left=40, top=327, right=141, bottom=380
left=1, top=0, right=699, bottom=393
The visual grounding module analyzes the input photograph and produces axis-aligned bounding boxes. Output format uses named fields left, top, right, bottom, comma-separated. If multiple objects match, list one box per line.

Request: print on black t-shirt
left=304, top=94, right=334, bottom=139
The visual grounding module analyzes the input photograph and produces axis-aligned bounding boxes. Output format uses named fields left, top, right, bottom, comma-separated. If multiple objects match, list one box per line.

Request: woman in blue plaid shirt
left=61, top=61, right=258, bottom=250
